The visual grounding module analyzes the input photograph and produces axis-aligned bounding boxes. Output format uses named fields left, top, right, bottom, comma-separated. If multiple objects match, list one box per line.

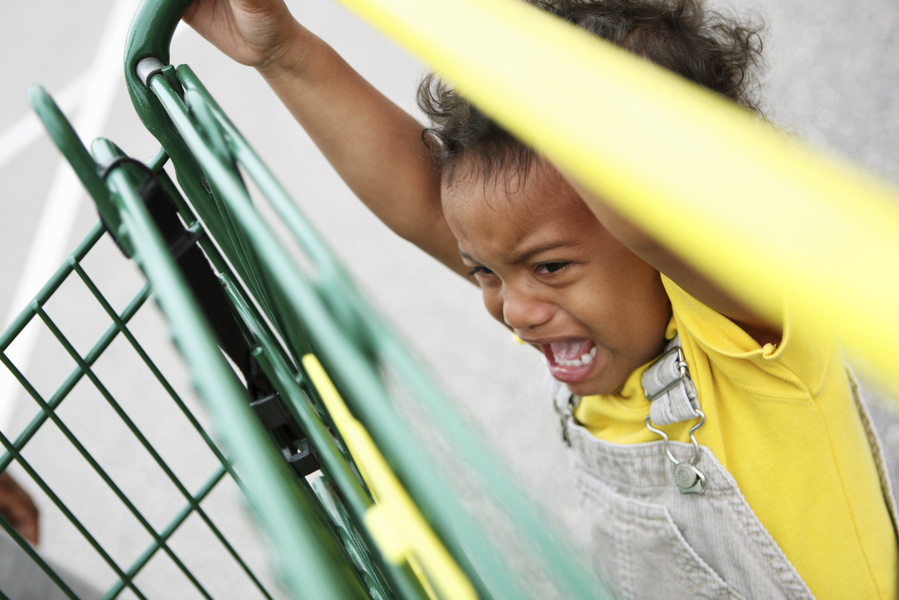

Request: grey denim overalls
left=551, top=337, right=899, bottom=600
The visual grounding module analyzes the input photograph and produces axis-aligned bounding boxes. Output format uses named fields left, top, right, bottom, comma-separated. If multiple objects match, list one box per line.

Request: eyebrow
left=508, top=241, right=579, bottom=263
left=458, top=241, right=579, bottom=264
left=458, top=249, right=493, bottom=268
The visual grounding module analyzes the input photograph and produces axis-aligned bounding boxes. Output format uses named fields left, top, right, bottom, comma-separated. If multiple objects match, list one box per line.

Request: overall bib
left=551, top=338, right=899, bottom=600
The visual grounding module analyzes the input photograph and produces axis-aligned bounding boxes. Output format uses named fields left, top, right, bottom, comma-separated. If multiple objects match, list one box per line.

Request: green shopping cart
left=0, top=0, right=606, bottom=598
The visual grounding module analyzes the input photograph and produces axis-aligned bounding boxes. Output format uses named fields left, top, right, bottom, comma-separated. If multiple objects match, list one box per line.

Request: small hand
left=183, top=0, right=305, bottom=72
left=0, top=471, right=39, bottom=545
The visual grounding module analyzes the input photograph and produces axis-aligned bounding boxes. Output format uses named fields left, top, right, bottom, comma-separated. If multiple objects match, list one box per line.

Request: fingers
left=181, top=0, right=199, bottom=24
left=181, top=0, right=301, bottom=68
left=0, top=471, right=40, bottom=546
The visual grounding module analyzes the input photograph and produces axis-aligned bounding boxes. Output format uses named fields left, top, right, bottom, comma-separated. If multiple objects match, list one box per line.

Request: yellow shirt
left=574, top=276, right=897, bottom=600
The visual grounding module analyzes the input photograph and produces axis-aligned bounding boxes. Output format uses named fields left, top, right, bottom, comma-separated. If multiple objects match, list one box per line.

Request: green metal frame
left=0, top=221, right=272, bottom=600
left=0, top=0, right=614, bottom=597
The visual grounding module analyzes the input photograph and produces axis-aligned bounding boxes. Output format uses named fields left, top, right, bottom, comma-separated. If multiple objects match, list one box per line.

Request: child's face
left=442, top=163, right=671, bottom=396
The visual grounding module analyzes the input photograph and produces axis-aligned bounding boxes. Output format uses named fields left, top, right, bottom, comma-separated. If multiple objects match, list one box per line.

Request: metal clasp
left=645, top=410, right=706, bottom=495
left=556, top=393, right=580, bottom=447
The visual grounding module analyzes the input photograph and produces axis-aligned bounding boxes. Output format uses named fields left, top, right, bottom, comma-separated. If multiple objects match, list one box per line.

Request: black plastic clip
left=250, top=392, right=320, bottom=478
left=248, top=357, right=319, bottom=478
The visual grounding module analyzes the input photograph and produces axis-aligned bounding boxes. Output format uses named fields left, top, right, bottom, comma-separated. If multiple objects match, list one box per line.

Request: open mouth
left=540, top=338, right=597, bottom=383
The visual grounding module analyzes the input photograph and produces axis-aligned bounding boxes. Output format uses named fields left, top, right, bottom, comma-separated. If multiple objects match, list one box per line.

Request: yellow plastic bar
left=332, top=0, right=899, bottom=382
left=301, top=354, right=478, bottom=600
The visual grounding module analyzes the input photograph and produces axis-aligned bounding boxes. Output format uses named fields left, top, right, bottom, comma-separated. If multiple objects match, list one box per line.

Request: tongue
left=550, top=339, right=595, bottom=361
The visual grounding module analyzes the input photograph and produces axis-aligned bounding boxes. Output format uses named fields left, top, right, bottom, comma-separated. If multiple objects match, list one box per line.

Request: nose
left=502, top=281, right=554, bottom=331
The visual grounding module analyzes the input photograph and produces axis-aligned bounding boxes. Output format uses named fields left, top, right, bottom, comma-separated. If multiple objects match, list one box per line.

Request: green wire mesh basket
left=0, top=0, right=610, bottom=598
left=0, top=219, right=284, bottom=600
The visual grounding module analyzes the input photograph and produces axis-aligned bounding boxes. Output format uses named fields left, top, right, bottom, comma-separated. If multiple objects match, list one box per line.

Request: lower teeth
left=557, top=347, right=596, bottom=367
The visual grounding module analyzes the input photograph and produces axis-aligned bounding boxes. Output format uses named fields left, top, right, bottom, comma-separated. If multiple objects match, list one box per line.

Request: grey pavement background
left=0, top=0, right=898, bottom=597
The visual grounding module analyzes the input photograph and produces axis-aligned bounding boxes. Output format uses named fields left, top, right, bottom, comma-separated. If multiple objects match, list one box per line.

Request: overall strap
left=642, top=334, right=707, bottom=494
left=549, top=370, right=579, bottom=447
left=642, top=335, right=701, bottom=425
left=550, top=336, right=707, bottom=494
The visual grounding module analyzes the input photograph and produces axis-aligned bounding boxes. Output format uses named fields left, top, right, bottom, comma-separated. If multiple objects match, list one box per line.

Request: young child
left=184, top=0, right=899, bottom=597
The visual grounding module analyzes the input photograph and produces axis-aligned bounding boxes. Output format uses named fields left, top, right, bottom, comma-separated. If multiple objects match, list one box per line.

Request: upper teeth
left=557, top=346, right=597, bottom=367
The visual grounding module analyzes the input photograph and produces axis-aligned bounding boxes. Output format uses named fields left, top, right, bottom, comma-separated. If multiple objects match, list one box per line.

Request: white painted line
left=0, top=20, right=189, bottom=172
left=0, top=0, right=144, bottom=433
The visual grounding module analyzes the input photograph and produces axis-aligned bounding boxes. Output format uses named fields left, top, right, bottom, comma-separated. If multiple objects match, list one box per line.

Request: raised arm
left=183, top=0, right=466, bottom=275
left=566, top=176, right=782, bottom=346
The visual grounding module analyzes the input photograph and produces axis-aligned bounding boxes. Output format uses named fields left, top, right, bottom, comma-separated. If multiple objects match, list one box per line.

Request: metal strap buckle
left=645, top=411, right=706, bottom=494
left=642, top=342, right=706, bottom=494
left=643, top=345, right=689, bottom=403
left=555, top=393, right=579, bottom=446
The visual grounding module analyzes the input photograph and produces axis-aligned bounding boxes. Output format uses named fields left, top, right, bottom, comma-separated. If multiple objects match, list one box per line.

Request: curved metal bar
left=123, top=0, right=191, bottom=141
left=644, top=411, right=707, bottom=468
left=687, top=410, right=707, bottom=466
left=645, top=412, right=707, bottom=494
left=26, top=86, right=132, bottom=255
left=123, top=0, right=215, bottom=215
left=644, top=414, right=679, bottom=466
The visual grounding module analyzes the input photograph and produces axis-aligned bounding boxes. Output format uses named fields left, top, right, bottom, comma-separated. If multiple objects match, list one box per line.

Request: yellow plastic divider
left=333, top=0, right=899, bottom=383
left=301, top=354, right=478, bottom=600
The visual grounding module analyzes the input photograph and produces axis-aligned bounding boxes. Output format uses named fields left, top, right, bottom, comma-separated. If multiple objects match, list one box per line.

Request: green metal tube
left=99, top=139, right=370, bottom=599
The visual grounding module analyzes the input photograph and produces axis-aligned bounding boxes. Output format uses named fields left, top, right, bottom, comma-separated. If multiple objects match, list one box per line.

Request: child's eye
left=535, top=262, right=570, bottom=275
left=468, top=265, right=495, bottom=277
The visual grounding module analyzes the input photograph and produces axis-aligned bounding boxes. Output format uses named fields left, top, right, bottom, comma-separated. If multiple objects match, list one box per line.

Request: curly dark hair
left=419, top=0, right=767, bottom=184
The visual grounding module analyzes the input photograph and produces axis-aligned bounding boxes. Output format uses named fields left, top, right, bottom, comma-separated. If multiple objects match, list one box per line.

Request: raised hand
left=183, top=0, right=306, bottom=73
left=185, top=0, right=460, bottom=277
